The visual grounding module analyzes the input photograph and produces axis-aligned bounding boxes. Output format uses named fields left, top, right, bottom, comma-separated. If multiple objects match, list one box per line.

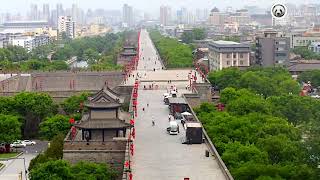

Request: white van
left=167, top=121, right=179, bottom=135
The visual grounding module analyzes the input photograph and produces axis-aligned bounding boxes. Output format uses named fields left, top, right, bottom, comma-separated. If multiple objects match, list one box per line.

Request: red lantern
left=125, top=161, right=130, bottom=168
left=130, top=119, right=135, bottom=126
left=133, top=93, right=137, bottom=98
left=71, top=126, right=77, bottom=139
left=132, top=128, right=135, bottom=139
left=130, top=144, right=134, bottom=156
left=133, top=100, right=137, bottom=106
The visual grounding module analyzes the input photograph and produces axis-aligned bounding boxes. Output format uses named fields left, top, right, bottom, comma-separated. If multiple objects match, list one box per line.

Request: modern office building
left=42, top=4, right=50, bottom=22
left=30, top=4, right=39, bottom=21
left=58, top=16, right=76, bottom=39
left=122, top=4, right=133, bottom=27
left=208, top=40, right=250, bottom=71
left=160, top=6, right=171, bottom=26
left=255, top=30, right=290, bottom=66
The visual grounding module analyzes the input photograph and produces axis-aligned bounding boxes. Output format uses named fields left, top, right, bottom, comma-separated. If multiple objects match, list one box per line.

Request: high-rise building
left=123, top=4, right=133, bottom=27
left=208, top=7, right=226, bottom=26
left=30, top=4, right=39, bottom=20
left=56, top=4, right=64, bottom=19
left=58, top=16, right=76, bottom=39
left=42, top=4, right=50, bottom=22
left=160, top=6, right=171, bottom=26
left=72, top=4, right=79, bottom=23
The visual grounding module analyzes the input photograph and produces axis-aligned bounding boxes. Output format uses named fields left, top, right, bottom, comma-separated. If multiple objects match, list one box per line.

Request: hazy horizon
left=0, top=0, right=319, bottom=14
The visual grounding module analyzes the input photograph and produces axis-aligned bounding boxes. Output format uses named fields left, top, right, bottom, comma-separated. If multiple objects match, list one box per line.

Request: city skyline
left=0, top=0, right=319, bottom=14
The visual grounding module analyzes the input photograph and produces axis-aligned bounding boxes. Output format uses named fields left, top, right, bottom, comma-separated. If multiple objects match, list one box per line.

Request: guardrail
left=182, top=94, right=234, bottom=180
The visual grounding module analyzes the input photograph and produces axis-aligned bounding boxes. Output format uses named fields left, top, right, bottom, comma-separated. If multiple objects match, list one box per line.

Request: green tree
left=192, top=28, right=206, bottom=40
left=30, top=160, right=73, bottom=180
left=39, top=115, right=71, bottom=140
left=181, top=31, right=194, bottom=44
left=208, top=68, right=242, bottom=90
left=268, top=95, right=316, bottom=126
left=298, top=70, right=320, bottom=87
left=13, top=92, right=57, bottom=137
left=71, top=161, right=117, bottom=180
left=293, top=47, right=320, bottom=60
left=29, top=134, right=64, bottom=171
left=0, top=114, right=21, bottom=143
left=150, top=30, right=193, bottom=68
left=61, top=93, right=89, bottom=115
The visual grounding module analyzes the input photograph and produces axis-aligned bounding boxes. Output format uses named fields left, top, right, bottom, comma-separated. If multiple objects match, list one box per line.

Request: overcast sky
left=0, top=0, right=318, bottom=14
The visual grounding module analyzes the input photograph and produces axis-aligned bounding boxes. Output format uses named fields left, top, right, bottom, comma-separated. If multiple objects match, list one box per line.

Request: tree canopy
left=298, top=69, right=320, bottom=87
left=39, top=115, right=71, bottom=140
left=292, top=47, right=320, bottom=60
left=29, top=160, right=117, bottom=180
left=195, top=86, right=320, bottom=179
left=0, top=114, right=21, bottom=143
left=150, top=30, right=193, bottom=68
left=208, top=67, right=300, bottom=97
left=0, top=92, right=57, bottom=138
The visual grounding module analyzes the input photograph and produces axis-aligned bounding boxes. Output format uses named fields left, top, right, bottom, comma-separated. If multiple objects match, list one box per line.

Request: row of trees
left=292, top=47, right=320, bottom=60
left=208, top=67, right=300, bottom=97
left=0, top=45, right=70, bottom=72
left=180, top=28, right=206, bottom=44
left=149, top=30, right=194, bottom=68
left=196, top=67, right=320, bottom=179
left=0, top=92, right=90, bottom=142
left=0, top=32, right=127, bottom=72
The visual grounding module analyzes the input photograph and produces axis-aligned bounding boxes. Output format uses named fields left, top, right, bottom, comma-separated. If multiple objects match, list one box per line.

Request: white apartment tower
left=160, top=6, right=171, bottom=26
left=58, top=16, right=76, bottom=39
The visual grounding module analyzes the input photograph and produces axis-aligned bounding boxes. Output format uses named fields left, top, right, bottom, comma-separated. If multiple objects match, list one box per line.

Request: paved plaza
left=131, top=29, right=226, bottom=180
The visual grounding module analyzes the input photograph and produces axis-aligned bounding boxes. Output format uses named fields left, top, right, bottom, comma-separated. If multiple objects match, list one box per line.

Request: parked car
left=22, top=140, right=36, bottom=146
left=10, top=141, right=26, bottom=148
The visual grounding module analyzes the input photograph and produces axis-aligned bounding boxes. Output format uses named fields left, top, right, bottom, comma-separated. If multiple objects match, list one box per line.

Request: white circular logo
left=271, top=3, right=287, bottom=18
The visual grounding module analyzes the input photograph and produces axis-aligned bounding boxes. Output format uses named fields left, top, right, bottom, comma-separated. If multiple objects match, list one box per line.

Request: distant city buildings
left=58, top=16, right=76, bottom=39
left=0, top=33, right=49, bottom=51
left=122, top=4, right=133, bottom=28
left=160, top=6, right=171, bottom=26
